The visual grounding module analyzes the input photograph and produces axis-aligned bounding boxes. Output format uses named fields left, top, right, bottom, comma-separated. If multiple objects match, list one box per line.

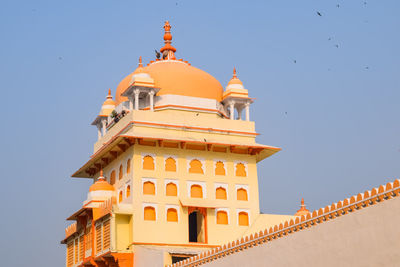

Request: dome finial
left=138, top=56, right=143, bottom=67
left=98, top=168, right=106, bottom=181
left=233, top=67, right=237, bottom=78
left=294, top=197, right=310, bottom=216
left=106, top=88, right=113, bottom=99
left=160, top=21, right=176, bottom=60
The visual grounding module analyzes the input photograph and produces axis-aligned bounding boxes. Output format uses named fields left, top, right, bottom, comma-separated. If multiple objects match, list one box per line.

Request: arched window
left=238, top=212, right=249, bottom=226
left=144, top=206, right=156, bottom=221
left=119, top=164, right=123, bottom=180
left=167, top=208, right=178, bottom=222
left=216, top=211, right=228, bottom=225
left=110, top=170, right=116, bottom=185
left=166, top=182, right=177, bottom=196
left=235, top=163, right=247, bottom=177
left=126, top=185, right=131, bottom=198
left=216, top=187, right=227, bottom=200
left=189, top=159, right=203, bottom=174
left=215, top=161, right=225, bottom=175
left=237, top=188, right=248, bottom=201
left=190, top=185, right=203, bottom=198
left=143, top=155, right=155, bottom=170
left=143, top=181, right=155, bottom=195
left=165, top=157, right=176, bottom=172
left=119, top=191, right=123, bottom=203
left=126, top=159, right=131, bottom=174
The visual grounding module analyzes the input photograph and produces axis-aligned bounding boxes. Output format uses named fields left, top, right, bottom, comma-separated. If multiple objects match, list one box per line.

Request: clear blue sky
left=0, top=0, right=399, bottom=266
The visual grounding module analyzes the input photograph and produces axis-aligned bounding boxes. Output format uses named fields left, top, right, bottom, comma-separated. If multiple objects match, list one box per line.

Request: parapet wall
left=171, top=178, right=400, bottom=267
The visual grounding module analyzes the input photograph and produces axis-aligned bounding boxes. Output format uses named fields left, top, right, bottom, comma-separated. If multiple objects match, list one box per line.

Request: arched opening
left=188, top=210, right=205, bottom=243
left=235, top=163, right=246, bottom=177
left=216, top=187, right=227, bottom=200
left=238, top=212, right=249, bottom=226
left=237, top=188, right=248, bottom=201
left=189, top=159, right=203, bottom=174
left=167, top=208, right=178, bottom=222
left=216, top=211, right=228, bottom=225
left=119, top=191, right=123, bottom=203
left=119, top=164, right=123, bottom=180
left=126, top=185, right=131, bottom=198
left=143, top=155, right=155, bottom=170
left=165, top=157, right=176, bottom=172
left=144, top=206, right=156, bottom=221
left=215, top=161, right=225, bottom=175
left=166, top=182, right=177, bottom=196
left=190, top=185, right=203, bottom=198
left=143, top=181, right=155, bottom=195
left=126, top=159, right=131, bottom=174
left=110, top=170, right=116, bottom=185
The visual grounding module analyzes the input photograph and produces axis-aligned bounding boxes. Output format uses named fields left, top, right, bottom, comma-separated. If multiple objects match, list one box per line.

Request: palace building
left=62, top=22, right=400, bottom=267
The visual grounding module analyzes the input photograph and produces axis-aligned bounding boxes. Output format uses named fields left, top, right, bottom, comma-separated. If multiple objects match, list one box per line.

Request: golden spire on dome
left=138, top=56, right=143, bottom=67
left=233, top=67, right=237, bottom=78
left=160, top=21, right=176, bottom=60
left=294, top=198, right=311, bottom=216
left=107, top=88, right=112, bottom=99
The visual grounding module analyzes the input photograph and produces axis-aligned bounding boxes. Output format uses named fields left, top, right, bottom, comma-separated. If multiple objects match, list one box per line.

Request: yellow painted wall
left=89, top=107, right=285, bottom=253
left=115, top=214, right=132, bottom=251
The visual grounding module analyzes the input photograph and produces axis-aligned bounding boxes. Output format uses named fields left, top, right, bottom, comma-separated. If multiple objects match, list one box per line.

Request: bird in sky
left=335, top=44, right=339, bottom=48
left=336, top=4, right=340, bottom=8
left=162, top=50, right=168, bottom=59
left=293, top=60, right=297, bottom=64
left=155, top=50, right=161, bottom=59
left=317, top=11, right=322, bottom=16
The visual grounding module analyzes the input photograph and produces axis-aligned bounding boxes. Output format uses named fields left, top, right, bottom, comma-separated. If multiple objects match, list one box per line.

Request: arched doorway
left=188, top=209, right=206, bottom=243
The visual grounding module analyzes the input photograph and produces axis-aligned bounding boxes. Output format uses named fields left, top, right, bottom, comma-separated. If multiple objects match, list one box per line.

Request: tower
left=62, top=21, right=292, bottom=267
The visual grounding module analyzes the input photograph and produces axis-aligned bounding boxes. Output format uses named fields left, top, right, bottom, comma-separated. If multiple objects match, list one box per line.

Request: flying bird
left=317, top=11, right=322, bottom=16
left=336, top=4, right=340, bottom=8
left=335, top=44, right=339, bottom=48
left=155, top=50, right=161, bottom=59
left=293, top=60, right=297, bottom=64
left=162, top=50, right=168, bottom=59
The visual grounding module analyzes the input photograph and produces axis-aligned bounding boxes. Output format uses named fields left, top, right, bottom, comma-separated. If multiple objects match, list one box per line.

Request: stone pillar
left=237, top=107, right=243, bottom=120
left=229, top=101, right=235, bottom=120
left=128, top=96, right=133, bottom=110
left=245, top=102, right=250, bottom=121
left=134, top=89, right=140, bottom=110
left=102, top=119, right=107, bottom=136
left=149, top=90, right=155, bottom=111
left=97, top=124, right=102, bottom=140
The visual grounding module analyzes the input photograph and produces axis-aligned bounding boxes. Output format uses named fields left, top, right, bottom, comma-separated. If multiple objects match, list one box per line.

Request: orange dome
left=115, top=60, right=224, bottom=105
left=89, top=178, right=114, bottom=192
